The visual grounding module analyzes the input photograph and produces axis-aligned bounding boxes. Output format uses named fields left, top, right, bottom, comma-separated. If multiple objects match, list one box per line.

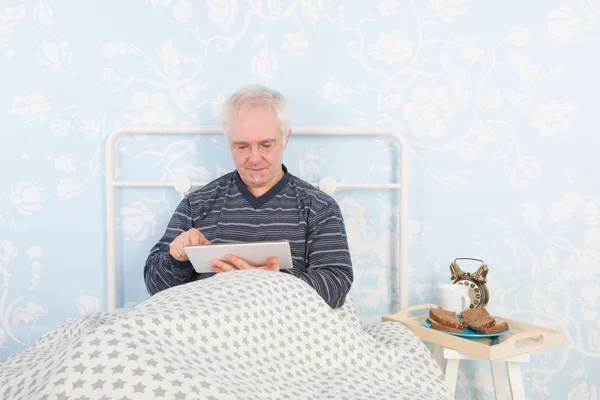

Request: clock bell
left=449, top=258, right=490, bottom=309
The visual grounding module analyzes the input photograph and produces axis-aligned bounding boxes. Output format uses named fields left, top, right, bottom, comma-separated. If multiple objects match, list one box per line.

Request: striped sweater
left=143, top=165, right=353, bottom=309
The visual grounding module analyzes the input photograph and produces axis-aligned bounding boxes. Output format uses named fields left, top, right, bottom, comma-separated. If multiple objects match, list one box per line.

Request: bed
left=0, top=125, right=452, bottom=400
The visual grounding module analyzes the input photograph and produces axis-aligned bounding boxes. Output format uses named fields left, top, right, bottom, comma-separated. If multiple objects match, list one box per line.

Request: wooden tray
left=382, top=303, right=566, bottom=361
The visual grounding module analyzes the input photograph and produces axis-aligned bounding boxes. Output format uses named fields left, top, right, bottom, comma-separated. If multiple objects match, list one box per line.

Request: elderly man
left=143, top=85, right=353, bottom=308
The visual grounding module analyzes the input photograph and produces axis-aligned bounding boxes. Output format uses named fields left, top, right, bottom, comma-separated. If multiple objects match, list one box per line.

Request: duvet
left=0, top=270, right=452, bottom=399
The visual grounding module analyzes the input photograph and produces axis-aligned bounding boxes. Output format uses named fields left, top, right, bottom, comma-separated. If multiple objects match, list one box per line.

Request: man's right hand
left=169, top=228, right=210, bottom=261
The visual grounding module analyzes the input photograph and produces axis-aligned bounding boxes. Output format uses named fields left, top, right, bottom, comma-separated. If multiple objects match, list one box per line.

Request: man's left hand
left=210, top=254, right=280, bottom=273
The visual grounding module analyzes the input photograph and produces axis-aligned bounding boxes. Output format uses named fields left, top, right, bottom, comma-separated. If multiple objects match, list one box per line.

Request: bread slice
left=461, top=307, right=496, bottom=332
left=429, top=308, right=465, bottom=330
left=482, top=320, right=509, bottom=334
left=430, top=319, right=463, bottom=334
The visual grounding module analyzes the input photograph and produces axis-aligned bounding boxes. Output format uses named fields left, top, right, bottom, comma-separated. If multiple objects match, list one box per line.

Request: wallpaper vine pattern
left=1, top=0, right=599, bottom=398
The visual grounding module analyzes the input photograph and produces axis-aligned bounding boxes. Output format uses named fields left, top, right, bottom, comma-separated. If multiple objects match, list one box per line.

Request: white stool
left=432, top=344, right=529, bottom=400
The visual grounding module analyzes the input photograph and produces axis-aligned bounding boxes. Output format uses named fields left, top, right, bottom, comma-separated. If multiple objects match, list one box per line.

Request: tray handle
left=502, top=330, right=546, bottom=348
left=396, top=303, right=440, bottom=318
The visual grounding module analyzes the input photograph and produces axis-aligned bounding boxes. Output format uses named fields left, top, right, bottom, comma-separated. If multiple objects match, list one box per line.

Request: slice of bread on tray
left=461, top=307, right=508, bottom=334
left=460, top=307, right=496, bottom=332
left=429, top=308, right=465, bottom=333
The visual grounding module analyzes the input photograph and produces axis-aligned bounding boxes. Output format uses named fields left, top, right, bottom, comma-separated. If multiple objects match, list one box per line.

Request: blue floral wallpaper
left=1, top=0, right=599, bottom=398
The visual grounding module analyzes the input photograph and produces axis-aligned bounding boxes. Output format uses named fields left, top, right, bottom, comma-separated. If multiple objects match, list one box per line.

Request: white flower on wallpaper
left=462, top=47, right=485, bottom=63
left=100, top=42, right=130, bottom=58
left=165, top=163, right=212, bottom=182
left=550, top=193, right=582, bottom=222
left=176, top=83, right=204, bottom=105
left=251, top=36, right=278, bottom=81
left=561, top=253, right=600, bottom=281
left=583, top=199, right=600, bottom=225
left=47, top=155, right=75, bottom=172
left=548, top=6, right=580, bottom=43
left=282, top=32, right=308, bottom=57
left=368, top=31, right=414, bottom=65
left=428, top=0, right=468, bottom=23
left=522, top=202, right=544, bottom=228
left=568, top=382, right=597, bottom=400
left=26, top=246, right=42, bottom=259
left=209, top=94, right=225, bottom=117
left=301, top=0, right=319, bottom=25
left=584, top=227, right=600, bottom=249
left=37, top=40, right=72, bottom=72
left=208, top=0, right=238, bottom=32
left=34, top=0, right=54, bottom=26
left=483, top=89, right=505, bottom=109
left=125, top=92, right=176, bottom=124
left=149, top=0, right=174, bottom=6
left=506, top=91, right=534, bottom=109
left=509, top=156, right=542, bottom=188
left=80, top=119, right=101, bottom=139
left=56, top=179, right=81, bottom=199
left=508, top=53, right=539, bottom=85
left=321, top=79, right=353, bottom=104
left=8, top=92, right=52, bottom=125
left=506, top=25, right=530, bottom=47
left=0, top=4, right=26, bottom=32
left=9, top=182, right=42, bottom=215
left=77, top=295, right=101, bottom=315
left=50, top=117, right=74, bottom=137
left=158, top=39, right=181, bottom=76
left=1, top=241, right=18, bottom=264
left=12, top=303, right=48, bottom=325
left=120, top=201, right=157, bottom=241
left=377, top=0, right=399, bottom=17
left=27, top=246, right=43, bottom=291
left=297, top=149, right=324, bottom=181
left=530, top=102, right=578, bottom=137
left=172, top=0, right=192, bottom=23
left=402, top=86, right=455, bottom=137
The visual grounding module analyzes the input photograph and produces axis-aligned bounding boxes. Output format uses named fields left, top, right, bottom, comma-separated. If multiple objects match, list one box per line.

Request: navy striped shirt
left=143, top=165, right=353, bottom=308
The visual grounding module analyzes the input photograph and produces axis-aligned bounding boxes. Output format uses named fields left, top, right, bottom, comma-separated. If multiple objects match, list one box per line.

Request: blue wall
left=1, top=1, right=599, bottom=398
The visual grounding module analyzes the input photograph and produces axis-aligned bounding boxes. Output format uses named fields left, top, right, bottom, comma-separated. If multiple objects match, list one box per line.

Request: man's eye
left=261, top=143, right=273, bottom=149
left=237, top=144, right=249, bottom=151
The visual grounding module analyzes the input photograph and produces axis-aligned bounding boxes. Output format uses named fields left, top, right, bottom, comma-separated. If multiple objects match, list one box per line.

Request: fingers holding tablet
left=170, top=228, right=210, bottom=261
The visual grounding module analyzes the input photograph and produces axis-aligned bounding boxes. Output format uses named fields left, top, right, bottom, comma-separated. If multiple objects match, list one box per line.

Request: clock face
left=454, top=279, right=487, bottom=308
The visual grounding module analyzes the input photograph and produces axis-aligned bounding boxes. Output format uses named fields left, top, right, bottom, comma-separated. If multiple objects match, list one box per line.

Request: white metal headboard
left=105, top=125, right=409, bottom=314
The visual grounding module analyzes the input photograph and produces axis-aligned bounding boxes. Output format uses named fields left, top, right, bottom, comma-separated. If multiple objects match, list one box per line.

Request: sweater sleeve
left=286, top=201, right=353, bottom=308
left=143, top=196, right=208, bottom=295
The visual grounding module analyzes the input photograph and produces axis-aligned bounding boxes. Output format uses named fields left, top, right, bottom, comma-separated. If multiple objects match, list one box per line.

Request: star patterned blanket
left=1, top=270, right=452, bottom=400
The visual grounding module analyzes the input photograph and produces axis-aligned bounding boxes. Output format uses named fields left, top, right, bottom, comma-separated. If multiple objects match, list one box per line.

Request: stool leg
left=444, top=358, right=460, bottom=398
left=506, top=361, right=526, bottom=400
left=490, top=361, right=507, bottom=400
left=432, top=344, right=443, bottom=368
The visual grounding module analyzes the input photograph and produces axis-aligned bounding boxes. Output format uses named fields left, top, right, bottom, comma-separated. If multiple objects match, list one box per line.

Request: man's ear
left=282, top=130, right=291, bottom=150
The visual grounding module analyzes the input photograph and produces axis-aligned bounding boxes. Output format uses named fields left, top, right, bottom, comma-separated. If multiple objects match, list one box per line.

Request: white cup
left=436, top=284, right=470, bottom=313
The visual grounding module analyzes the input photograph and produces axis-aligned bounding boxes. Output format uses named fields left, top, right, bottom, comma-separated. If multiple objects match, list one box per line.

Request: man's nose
left=248, top=146, right=262, bottom=161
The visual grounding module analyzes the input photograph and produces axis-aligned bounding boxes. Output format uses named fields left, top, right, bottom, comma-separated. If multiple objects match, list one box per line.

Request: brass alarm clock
left=449, top=258, right=490, bottom=309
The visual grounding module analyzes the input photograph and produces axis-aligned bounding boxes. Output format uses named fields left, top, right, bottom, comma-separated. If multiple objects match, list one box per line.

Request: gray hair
left=221, top=85, right=290, bottom=137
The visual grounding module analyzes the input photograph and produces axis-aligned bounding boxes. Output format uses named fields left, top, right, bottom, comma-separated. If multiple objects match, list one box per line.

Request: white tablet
left=184, top=240, right=294, bottom=273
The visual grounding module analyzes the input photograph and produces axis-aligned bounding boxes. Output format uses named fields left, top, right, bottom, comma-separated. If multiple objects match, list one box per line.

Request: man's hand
left=210, top=254, right=279, bottom=273
left=169, top=228, right=210, bottom=261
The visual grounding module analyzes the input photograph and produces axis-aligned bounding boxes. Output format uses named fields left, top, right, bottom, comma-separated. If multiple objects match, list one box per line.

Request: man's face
left=227, top=107, right=289, bottom=192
